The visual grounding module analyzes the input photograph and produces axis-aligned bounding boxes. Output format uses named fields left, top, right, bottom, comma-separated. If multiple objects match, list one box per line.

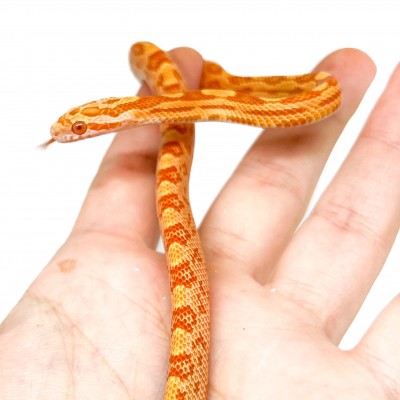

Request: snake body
left=49, top=42, right=341, bottom=399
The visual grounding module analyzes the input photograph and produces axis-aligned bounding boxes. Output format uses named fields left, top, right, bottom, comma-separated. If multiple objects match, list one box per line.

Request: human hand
left=0, top=46, right=399, bottom=399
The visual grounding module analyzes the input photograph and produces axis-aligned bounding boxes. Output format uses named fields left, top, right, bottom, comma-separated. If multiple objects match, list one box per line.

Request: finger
left=354, top=294, right=400, bottom=394
left=272, top=63, right=400, bottom=343
left=201, top=49, right=376, bottom=282
left=72, top=47, right=204, bottom=248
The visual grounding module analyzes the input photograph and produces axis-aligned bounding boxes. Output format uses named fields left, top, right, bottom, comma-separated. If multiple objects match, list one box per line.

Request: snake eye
left=71, top=121, right=87, bottom=135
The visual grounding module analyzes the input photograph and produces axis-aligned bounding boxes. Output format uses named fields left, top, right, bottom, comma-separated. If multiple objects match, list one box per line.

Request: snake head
left=50, top=97, right=124, bottom=143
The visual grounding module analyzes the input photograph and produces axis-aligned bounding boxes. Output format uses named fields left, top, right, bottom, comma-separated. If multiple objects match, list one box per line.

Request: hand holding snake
left=1, top=44, right=400, bottom=399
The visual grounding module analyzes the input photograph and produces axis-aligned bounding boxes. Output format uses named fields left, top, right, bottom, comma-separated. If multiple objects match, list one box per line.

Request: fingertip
left=316, top=48, right=377, bottom=96
left=316, top=48, right=376, bottom=77
left=313, top=49, right=376, bottom=125
left=168, top=46, right=205, bottom=90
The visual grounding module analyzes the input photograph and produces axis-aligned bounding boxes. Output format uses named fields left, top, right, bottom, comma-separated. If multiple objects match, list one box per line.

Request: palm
left=1, top=47, right=399, bottom=399
left=210, top=279, right=386, bottom=398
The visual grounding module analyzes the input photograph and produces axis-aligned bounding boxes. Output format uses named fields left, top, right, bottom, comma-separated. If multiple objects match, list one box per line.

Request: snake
left=47, top=42, right=341, bottom=399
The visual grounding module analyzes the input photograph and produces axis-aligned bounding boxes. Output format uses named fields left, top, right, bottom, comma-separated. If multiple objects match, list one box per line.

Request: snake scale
left=48, top=42, right=341, bottom=399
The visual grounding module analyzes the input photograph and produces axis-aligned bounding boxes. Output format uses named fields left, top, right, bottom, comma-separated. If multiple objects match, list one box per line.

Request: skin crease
left=0, top=46, right=399, bottom=399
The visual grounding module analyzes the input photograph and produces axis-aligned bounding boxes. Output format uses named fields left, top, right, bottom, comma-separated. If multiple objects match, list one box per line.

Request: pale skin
left=0, top=46, right=399, bottom=399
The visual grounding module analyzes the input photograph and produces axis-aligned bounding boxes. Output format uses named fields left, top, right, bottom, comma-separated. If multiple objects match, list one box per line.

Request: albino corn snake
left=47, top=42, right=342, bottom=399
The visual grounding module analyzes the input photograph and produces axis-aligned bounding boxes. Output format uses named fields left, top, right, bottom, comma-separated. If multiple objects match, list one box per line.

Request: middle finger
left=201, top=49, right=376, bottom=282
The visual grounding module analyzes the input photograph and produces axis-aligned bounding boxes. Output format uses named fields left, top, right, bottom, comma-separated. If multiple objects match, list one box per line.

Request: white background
left=0, top=0, right=398, bottom=349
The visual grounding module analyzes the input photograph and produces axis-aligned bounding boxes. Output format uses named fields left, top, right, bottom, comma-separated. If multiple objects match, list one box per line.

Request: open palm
left=1, top=47, right=399, bottom=399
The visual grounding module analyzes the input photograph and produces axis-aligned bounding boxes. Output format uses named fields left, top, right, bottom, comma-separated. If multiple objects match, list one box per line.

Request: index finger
left=72, top=47, right=204, bottom=248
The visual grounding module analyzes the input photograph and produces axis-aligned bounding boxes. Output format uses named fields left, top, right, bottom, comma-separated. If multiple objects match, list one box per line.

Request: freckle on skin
left=58, top=258, right=77, bottom=273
